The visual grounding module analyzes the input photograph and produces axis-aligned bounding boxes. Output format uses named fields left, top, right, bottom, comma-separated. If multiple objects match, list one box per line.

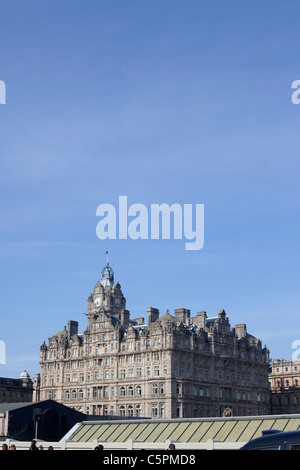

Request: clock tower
left=85, top=259, right=127, bottom=329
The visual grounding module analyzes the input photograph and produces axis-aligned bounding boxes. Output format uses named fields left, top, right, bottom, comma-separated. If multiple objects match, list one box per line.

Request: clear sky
left=0, top=0, right=300, bottom=379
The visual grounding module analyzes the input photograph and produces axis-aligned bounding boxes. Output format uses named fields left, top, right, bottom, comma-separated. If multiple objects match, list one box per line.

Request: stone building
left=0, top=371, right=33, bottom=404
left=269, top=358, right=300, bottom=414
left=38, top=261, right=270, bottom=419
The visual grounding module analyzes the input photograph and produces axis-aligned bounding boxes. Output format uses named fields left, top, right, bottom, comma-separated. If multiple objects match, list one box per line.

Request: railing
left=0, top=423, right=28, bottom=441
left=1, top=438, right=245, bottom=450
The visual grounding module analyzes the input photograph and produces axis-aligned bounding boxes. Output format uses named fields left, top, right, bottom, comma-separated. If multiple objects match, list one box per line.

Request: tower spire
left=101, top=252, right=114, bottom=288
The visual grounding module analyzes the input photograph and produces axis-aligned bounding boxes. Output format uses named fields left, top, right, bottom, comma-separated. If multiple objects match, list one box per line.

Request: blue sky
left=0, top=0, right=299, bottom=378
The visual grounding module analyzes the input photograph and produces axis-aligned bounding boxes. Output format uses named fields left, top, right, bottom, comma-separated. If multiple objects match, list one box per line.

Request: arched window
left=120, top=386, right=125, bottom=397
left=64, top=390, right=70, bottom=400
left=128, top=405, right=133, bottom=417
left=78, top=389, right=84, bottom=399
left=128, top=386, right=133, bottom=396
left=72, top=389, right=77, bottom=399
left=135, top=404, right=141, bottom=417
left=120, top=405, right=125, bottom=417
left=136, top=385, right=142, bottom=396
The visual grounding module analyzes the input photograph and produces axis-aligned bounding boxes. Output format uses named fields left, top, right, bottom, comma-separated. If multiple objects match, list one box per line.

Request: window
left=136, top=385, right=142, bottom=396
left=290, top=444, right=300, bottom=450
left=120, top=386, right=126, bottom=397
left=254, top=445, right=281, bottom=450
left=72, top=389, right=77, bottom=399
left=64, top=390, right=70, bottom=400
left=152, top=404, right=158, bottom=418
left=120, top=406, right=125, bottom=417
left=78, top=389, right=84, bottom=399
left=135, top=404, right=141, bottom=417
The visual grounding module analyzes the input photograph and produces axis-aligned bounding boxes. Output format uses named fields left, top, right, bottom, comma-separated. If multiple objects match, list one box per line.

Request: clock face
left=94, top=296, right=102, bottom=307
left=114, top=297, right=121, bottom=307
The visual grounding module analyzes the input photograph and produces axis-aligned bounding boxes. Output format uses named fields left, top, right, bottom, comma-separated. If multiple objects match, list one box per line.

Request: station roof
left=67, top=414, right=300, bottom=444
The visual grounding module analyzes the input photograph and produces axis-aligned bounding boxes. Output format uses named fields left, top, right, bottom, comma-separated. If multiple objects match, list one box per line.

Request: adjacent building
left=269, top=358, right=300, bottom=414
left=38, top=261, right=270, bottom=419
left=0, top=399, right=86, bottom=441
left=0, top=371, right=33, bottom=404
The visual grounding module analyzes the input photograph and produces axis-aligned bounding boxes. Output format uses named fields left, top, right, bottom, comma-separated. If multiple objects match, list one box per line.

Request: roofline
left=81, top=412, right=300, bottom=426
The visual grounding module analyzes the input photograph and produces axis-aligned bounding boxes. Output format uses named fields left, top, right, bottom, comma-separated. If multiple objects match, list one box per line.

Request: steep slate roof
left=67, top=414, right=300, bottom=444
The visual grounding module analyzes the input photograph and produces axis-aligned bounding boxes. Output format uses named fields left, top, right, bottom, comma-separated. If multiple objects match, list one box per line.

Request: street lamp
left=33, top=408, right=42, bottom=440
